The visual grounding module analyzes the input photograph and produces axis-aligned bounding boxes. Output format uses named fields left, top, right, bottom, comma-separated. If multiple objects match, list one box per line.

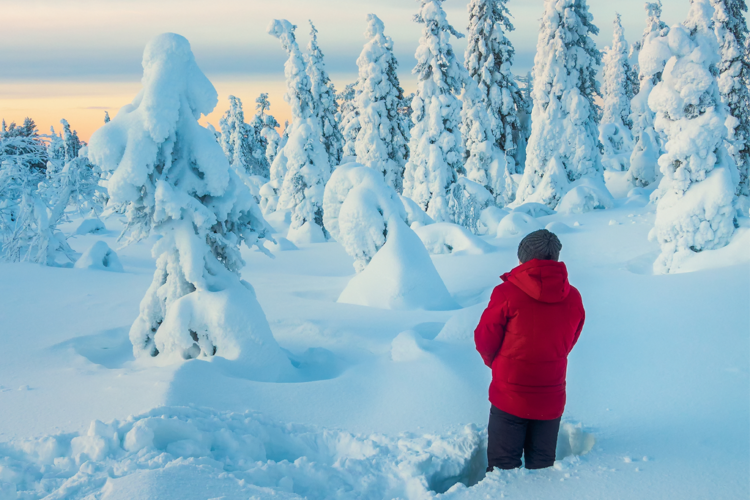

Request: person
left=474, top=229, right=585, bottom=471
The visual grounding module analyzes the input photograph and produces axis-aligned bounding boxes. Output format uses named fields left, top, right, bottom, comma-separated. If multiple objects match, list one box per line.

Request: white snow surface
left=74, top=241, right=123, bottom=272
left=414, top=223, right=496, bottom=255
left=0, top=187, right=748, bottom=499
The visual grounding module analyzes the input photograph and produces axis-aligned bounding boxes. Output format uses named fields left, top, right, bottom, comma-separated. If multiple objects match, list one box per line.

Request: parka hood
left=501, top=259, right=571, bottom=304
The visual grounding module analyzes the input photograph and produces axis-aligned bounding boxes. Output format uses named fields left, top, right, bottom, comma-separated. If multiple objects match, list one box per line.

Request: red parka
left=474, top=259, right=585, bottom=420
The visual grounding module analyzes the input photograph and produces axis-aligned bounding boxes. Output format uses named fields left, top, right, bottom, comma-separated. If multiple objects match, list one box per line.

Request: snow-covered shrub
left=75, top=217, right=106, bottom=235
left=600, top=15, right=638, bottom=172
left=448, top=177, right=493, bottom=234
left=354, top=14, right=410, bottom=192
left=337, top=215, right=457, bottom=310
left=307, top=22, right=344, bottom=169
left=399, top=195, right=434, bottom=228
left=477, top=206, right=509, bottom=236
left=649, top=1, right=738, bottom=273
left=628, top=2, right=672, bottom=187
left=402, top=0, right=465, bottom=223
left=463, top=0, right=524, bottom=201
left=323, top=163, right=405, bottom=272
left=517, top=0, right=605, bottom=209
left=557, top=177, right=615, bottom=215
left=75, top=241, right=123, bottom=272
left=413, top=222, right=496, bottom=255
left=266, top=20, right=331, bottom=245
left=496, top=212, right=544, bottom=238
left=87, top=33, right=286, bottom=373
left=712, top=0, right=750, bottom=199
left=0, top=120, right=74, bottom=266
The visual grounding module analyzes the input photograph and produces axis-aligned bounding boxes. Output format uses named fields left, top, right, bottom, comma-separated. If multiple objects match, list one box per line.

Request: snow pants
left=486, top=405, right=560, bottom=470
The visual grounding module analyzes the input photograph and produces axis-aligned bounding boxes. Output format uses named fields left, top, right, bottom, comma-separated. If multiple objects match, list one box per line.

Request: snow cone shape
left=87, top=33, right=287, bottom=374
left=649, top=1, right=738, bottom=273
left=516, top=0, right=605, bottom=209
left=264, top=20, right=331, bottom=245
left=338, top=215, right=458, bottom=310
left=75, top=241, right=123, bottom=272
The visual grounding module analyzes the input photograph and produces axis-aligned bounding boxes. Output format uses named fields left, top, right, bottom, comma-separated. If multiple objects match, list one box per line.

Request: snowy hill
left=0, top=194, right=747, bottom=499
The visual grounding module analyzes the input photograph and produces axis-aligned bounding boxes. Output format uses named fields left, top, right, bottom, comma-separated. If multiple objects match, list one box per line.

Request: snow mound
left=287, top=221, right=326, bottom=245
left=477, top=206, right=509, bottom=236
left=74, top=217, right=106, bottom=235
left=323, top=163, right=406, bottom=271
left=400, top=195, right=434, bottom=228
left=391, top=330, right=430, bottom=362
left=545, top=221, right=574, bottom=234
left=338, top=216, right=458, bottom=310
left=668, top=224, right=750, bottom=274
left=556, top=422, right=596, bottom=460
left=264, top=236, right=298, bottom=253
left=414, top=223, right=496, bottom=255
left=435, top=302, right=487, bottom=344
left=557, top=178, right=615, bottom=215
left=74, top=241, right=123, bottom=272
left=512, top=202, right=556, bottom=218
left=1, top=406, right=486, bottom=500
left=604, top=170, right=634, bottom=199
left=496, top=212, right=544, bottom=238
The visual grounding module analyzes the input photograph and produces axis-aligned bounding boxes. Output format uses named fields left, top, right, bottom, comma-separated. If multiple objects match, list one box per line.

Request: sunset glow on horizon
left=1, top=0, right=690, bottom=142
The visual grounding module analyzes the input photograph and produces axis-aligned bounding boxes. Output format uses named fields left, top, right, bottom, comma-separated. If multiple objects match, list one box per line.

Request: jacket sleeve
left=474, top=288, right=509, bottom=368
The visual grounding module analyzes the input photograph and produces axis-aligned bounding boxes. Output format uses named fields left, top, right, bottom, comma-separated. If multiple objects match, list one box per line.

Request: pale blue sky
left=1, top=0, right=692, bottom=81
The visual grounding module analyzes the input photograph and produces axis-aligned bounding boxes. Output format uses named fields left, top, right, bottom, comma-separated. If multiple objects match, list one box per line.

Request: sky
left=0, top=0, right=691, bottom=142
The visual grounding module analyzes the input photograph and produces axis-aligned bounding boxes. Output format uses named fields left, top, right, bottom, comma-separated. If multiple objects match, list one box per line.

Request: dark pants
left=487, top=405, right=561, bottom=470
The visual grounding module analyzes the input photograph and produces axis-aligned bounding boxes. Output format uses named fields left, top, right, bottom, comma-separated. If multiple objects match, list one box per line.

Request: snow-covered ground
left=0, top=193, right=748, bottom=499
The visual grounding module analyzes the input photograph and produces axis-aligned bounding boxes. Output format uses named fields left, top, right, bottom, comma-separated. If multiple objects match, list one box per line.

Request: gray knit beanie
left=518, top=229, right=562, bottom=263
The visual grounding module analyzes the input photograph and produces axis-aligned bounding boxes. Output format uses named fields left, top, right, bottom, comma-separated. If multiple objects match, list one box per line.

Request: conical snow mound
left=338, top=216, right=458, bottom=311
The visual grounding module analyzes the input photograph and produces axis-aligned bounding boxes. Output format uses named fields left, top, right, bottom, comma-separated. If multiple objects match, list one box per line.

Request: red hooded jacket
left=474, top=259, right=585, bottom=420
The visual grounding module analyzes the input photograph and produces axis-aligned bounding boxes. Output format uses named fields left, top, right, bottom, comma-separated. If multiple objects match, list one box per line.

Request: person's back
left=475, top=229, right=585, bottom=470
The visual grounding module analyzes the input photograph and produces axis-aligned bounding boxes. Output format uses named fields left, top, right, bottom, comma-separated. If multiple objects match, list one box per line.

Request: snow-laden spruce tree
left=266, top=20, right=331, bottom=243
left=354, top=14, right=410, bottom=193
left=104, top=111, right=110, bottom=123
left=600, top=14, right=639, bottom=171
left=220, top=96, right=268, bottom=179
left=402, top=0, right=465, bottom=223
left=516, top=0, right=604, bottom=209
left=87, top=34, right=287, bottom=375
left=463, top=0, right=524, bottom=201
left=338, top=83, right=361, bottom=159
left=307, top=21, right=344, bottom=169
left=628, top=1, right=672, bottom=187
left=649, top=0, right=738, bottom=273
left=711, top=0, right=750, bottom=200
left=254, top=93, right=281, bottom=171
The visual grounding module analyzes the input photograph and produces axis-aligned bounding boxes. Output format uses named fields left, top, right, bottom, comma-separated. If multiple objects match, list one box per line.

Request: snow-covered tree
left=219, top=96, right=268, bottom=179
left=513, top=72, right=534, bottom=177
left=87, top=34, right=284, bottom=371
left=254, top=93, right=281, bottom=170
left=354, top=14, right=410, bottom=193
left=60, top=119, right=82, bottom=164
left=307, top=21, right=344, bottom=169
left=711, top=0, right=750, bottom=199
left=339, top=83, right=361, bottom=159
left=104, top=111, right=110, bottom=123
left=266, top=20, right=331, bottom=243
left=600, top=14, right=638, bottom=171
left=402, top=0, right=465, bottom=223
left=464, top=0, right=524, bottom=181
left=0, top=120, right=73, bottom=265
left=649, top=0, right=738, bottom=273
left=628, top=1, right=672, bottom=187
left=516, top=0, right=604, bottom=209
